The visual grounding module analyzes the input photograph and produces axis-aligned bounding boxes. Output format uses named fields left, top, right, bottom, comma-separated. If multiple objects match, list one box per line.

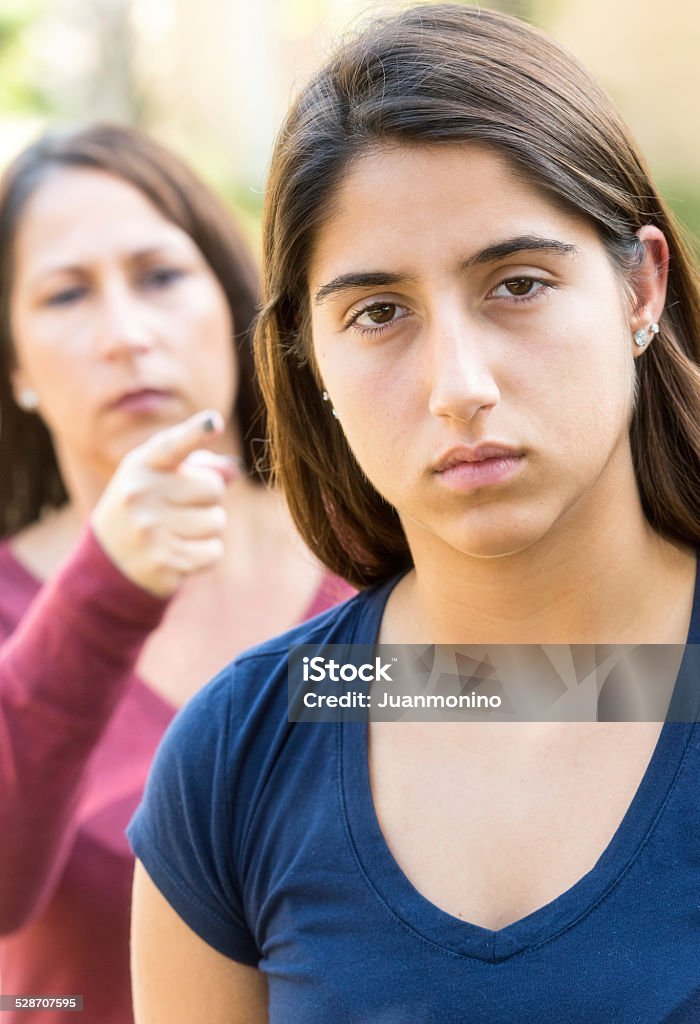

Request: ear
left=629, top=225, right=669, bottom=356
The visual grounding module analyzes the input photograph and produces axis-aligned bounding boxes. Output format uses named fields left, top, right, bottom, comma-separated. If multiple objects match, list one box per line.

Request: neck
left=392, top=449, right=695, bottom=645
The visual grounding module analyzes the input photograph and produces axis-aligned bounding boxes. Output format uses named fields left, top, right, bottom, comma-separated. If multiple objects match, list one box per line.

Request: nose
left=96, top=282, right=156, bottom=359
left=427, top=316, right=500, bottom=423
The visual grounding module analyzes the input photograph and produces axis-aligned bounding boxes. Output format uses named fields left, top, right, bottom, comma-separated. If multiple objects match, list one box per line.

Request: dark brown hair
left=255, top=3, right=700, bottom=588
left=0, top=122, right=263, bottom=538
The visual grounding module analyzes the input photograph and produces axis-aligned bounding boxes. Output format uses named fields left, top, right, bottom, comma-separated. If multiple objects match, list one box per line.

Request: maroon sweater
left=0, top=528, right=353, bottom=1023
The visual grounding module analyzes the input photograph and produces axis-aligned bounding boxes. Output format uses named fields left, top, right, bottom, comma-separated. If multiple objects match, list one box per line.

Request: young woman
left=0, top=124, right=352, bottom=1024
left=129, top=6, right=700, bottom=1022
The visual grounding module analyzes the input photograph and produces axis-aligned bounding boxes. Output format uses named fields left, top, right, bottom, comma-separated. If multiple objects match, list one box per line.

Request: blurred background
left=1, top=0, right=698, bottom=252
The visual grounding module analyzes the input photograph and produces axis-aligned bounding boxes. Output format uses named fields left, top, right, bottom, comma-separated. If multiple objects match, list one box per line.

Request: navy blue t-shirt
left=128, top=566, right=700, bottom=1023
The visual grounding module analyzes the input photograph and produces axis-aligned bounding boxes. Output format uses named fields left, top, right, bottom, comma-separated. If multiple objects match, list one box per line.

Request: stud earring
left=633, top=322, right=660, bottom=348
left=322, top=390, right=339, bottom=419
left=18, top=387, right=39, bottom=411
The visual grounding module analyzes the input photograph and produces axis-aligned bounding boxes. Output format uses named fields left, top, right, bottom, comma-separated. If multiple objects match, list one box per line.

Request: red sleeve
left=0, top=526, right=168, bottom=934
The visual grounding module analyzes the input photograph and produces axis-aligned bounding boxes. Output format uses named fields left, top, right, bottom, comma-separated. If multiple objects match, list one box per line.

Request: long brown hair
left=0, top=123, right=264, bottom=538
left=255, top=3, right=700, bottom=588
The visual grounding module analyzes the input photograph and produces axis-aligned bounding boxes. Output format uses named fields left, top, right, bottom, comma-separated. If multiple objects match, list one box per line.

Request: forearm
left=0, top=527, right=167, bottom=933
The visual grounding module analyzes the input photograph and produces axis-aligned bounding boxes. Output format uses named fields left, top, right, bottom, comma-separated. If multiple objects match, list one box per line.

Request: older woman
left=0, top=124, right=352, bottom=1024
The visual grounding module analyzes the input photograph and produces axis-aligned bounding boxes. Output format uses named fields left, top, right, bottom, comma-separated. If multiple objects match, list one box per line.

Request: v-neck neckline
left=339, top=556, right=700, bottom=963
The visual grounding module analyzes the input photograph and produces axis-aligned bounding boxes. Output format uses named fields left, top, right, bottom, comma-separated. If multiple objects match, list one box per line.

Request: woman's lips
left=108, top=389, right=174, bottom=414
left=433, top=450, right=525, bottom=492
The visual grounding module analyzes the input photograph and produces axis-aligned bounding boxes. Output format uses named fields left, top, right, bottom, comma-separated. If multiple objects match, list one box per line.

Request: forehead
left=14, top=167, right=194, bottom=272
left=308, top=142, right=595, bottom=284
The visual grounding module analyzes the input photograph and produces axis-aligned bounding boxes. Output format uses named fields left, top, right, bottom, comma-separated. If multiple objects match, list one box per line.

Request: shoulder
left=0, top=537, right=31, bottom=584
left=304, top=571, right=357, bottom=618
left=1, top=525, right=167, bottom=642
left=240, top=582, right=374, bottom=662
left=127, top=581, right=392, bottom=958
left=0, top=538, right=38, bottom=635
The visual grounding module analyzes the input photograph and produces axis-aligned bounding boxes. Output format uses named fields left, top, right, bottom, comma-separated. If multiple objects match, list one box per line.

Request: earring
left=322, top=390, right=339, bottom=419
left=18, top=387, right=39, bottom=411
left=633, top=322, right=660, bottom=348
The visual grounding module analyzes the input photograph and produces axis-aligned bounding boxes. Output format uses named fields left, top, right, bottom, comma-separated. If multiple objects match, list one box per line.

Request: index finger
left=139, top=411, right=225, bottom=471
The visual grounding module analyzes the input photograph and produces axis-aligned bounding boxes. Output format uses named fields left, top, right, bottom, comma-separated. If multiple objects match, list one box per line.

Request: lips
left=430, top=443, right=525, bottom=494
left=432, top=444, right=523, bottom=474
left=107, top=387, right=174, bottom=412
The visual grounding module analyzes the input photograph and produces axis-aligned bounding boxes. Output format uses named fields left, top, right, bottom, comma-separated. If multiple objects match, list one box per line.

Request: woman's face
left=10, top=167, right=237, bottom=478
left=308, top=143, right=655, bottom=561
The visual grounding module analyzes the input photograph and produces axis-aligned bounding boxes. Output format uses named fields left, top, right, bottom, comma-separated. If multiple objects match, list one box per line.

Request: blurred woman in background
left=0, top=124, right=352, bottom=1024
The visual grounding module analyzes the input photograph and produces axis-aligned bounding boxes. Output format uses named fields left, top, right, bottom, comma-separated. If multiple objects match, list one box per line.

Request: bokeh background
left=1, top=0, right=699, bottom=252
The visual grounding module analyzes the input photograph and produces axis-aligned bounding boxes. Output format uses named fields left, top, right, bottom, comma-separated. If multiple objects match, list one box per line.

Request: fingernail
left=202, top=411, right=223, bottom=433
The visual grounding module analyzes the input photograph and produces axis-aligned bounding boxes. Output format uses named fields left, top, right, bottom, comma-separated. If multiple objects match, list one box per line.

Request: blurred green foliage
left=661, top=181, right=700, bottom=258
left=0, top=0, right=698, bottom=255
left=0, top=0, right=53, bottom=115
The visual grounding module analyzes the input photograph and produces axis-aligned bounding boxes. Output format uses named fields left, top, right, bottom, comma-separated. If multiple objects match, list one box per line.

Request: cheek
left=554, top=336, right=633, bottom=441
left=508, top=296, right=634, bottom=442
left=329, top=360, right=423, bottom=498
left=10, top=312, right=90, bottom=412
left=174, top=278, right=230, bottom=354
left=182, top=286, right=238, bottom=401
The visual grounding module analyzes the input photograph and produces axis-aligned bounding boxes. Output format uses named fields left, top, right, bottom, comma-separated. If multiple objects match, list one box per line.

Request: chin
left=102, top=419, right=174, bottom=463
left=443, top=504, right=559, bottom=561
left=455, top=533, right=540, bottom=560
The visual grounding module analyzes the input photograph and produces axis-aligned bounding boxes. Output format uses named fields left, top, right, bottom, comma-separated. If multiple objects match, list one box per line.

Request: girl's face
left=308, top=143, right=657, bottom=561
left=10, top=167, right=237, bottom=479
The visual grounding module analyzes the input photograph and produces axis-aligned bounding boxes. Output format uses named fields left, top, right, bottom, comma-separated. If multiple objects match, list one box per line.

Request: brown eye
left=366, top=303, right=396, bottom=324
left=350, top=300, right=409, bottom=333
left=505, top=278, right=534, bottom=296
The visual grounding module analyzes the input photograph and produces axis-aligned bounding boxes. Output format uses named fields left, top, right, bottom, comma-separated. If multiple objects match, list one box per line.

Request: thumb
left=140, top=410, right=225, bottom=471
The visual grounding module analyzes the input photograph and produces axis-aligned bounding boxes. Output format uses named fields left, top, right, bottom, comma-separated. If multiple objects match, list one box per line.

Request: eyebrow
left=313, top=235, right=580, bottom=305
left=29, top=245, right=186, bottom=286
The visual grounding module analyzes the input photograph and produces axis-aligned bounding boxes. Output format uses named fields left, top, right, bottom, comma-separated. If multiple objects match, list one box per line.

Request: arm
left=0, top=527, right=168, bottom=933
left=127, top=659, right=266, bottom=1005
left=131, top=862, right=268, bottom=1024
left=0, top=412, right=235, bottom=934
